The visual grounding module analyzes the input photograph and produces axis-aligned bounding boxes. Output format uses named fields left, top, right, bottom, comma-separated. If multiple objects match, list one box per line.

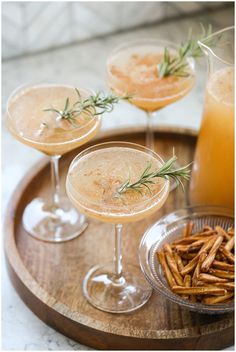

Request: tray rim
left=4, top=126, right=234, bottom=343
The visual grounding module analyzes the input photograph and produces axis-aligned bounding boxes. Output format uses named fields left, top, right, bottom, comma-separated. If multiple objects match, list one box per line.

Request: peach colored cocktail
left=7, top=84, right=100, bottom=155
left=107, top=44, right=195, bottom=111
left=66, top=145, right=169, bottom=223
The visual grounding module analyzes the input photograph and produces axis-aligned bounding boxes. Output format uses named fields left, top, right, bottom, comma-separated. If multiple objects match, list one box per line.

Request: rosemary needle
left=117, top=155, right=191, bottom=195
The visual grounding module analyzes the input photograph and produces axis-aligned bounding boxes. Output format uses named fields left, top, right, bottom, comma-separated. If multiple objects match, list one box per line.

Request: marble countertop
left=2, top=7, right=234, bottom=350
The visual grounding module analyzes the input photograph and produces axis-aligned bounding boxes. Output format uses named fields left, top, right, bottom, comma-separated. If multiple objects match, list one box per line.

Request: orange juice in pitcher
left=190, top=27, right=234, bottom=209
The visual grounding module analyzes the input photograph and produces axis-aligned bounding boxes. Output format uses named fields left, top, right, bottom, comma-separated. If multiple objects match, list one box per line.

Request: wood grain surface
left=4, top=127, right=234, bottom=350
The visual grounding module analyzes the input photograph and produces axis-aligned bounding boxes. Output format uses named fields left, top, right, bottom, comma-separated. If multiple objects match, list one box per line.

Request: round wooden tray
left=5, top=127, right=234, bottom=350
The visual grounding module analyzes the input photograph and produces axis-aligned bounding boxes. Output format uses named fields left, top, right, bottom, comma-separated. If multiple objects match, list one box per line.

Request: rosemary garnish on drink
left=117, top=155, right=191, bottom=195
left=158, top=24, right=216, bottom=78
left=44, top=89, right=129, bottom=127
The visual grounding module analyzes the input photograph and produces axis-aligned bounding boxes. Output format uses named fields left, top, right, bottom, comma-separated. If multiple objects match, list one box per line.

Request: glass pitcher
left=189, top=26, right=234, bottom=209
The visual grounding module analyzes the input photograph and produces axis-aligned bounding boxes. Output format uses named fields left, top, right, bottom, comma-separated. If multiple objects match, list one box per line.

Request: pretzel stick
left=214, top=282, right=235, bottom=291
left=191, top=235, right=215, bottom=241
left=173, top=238, right=195, bottom=246
left=225, top=236, right=235, bottom=252
left=212, top=260, right=234, bottom=272
left=173, top=233, right=215, bottom=245
left=189, top=237, right=212, bottom=249
left=173, top=252, right=184, bottom=272
left=198, top=273, right=228, bottom=283
left=219, top=247, right=235, bottom=263
left=182, top=222, right=194, bottom=237
left=195, top=230, right=216, bottom=237
left=227, top=227, right=234, bottom=236
left=191, top=234, right=215, bottom=240
left=195, top=281, right=205, bottom=286
left=182, top=275, right=191, bottom=299
left=176, top=245, right=194, bottom=253
left=203, top=225, right=213, bottom=231
left=172, top=286, right=226, bottom=296
left=194, top=281, right=206, bottom=288
left=176, top=239, right=207, bottom=253
left=173, top=237, right=203, bottom=246
left=208, top=269, right=234, bottom=280
left=202, top=292, right=234, bottom=305
left=215, top=226, right=231, bottom=241
left=164, top=244, right=183, bottom=286
left=195, top=282, right=235, bottom=291
left=184, top=275, right=191, bottom=286
left=184, top=275, right=197, bottom=302
left=157, top=251, right=176, bottom=288
left=192, top=252, right=207, bottom=285
left=201, top=236, right=224, bottom=272
left=198, top=236, right=216, bottom=254
left=188, top=281, right=197, bottom=303
left=180, top=253, right=201, bottom=275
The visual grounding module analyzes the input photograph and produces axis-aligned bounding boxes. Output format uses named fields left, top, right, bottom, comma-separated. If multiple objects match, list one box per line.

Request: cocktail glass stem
left=83, top=220, right=153, bottom=313
left=114, top=223, right=123, bottom=282
left=50, top=155, right=61, bottom=206
left=146, top=111, right=155, bottom=151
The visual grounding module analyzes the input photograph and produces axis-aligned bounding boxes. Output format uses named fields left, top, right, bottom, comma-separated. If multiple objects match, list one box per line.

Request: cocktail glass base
left=83, top=262, right=153, bottom=313
left=22, top=196, right=88, bottom=242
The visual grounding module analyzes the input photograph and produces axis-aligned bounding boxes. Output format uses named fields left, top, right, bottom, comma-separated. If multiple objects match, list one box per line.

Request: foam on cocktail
left=107, top=44, right=195, bottom=111
left=67, top=146, right=169, bottom=223
left=7, top=85, right=101, bottom=155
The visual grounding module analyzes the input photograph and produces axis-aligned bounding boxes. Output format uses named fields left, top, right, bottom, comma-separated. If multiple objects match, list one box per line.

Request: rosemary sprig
left=117, top=155, right=191, bottom=195
left=158, top=24, right=216, bottom=78
left=44, top=89, right=129, bottom=126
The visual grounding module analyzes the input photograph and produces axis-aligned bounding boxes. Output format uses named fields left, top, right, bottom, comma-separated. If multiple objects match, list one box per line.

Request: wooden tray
left=5, top=127, right=234, bottom=350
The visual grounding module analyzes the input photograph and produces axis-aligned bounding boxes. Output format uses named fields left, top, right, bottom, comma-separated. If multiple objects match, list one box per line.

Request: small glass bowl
left=139, top=205, right=234, bottom=314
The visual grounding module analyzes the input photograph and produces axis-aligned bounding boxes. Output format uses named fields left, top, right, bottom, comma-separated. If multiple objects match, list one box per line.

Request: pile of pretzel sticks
left=157, top=223, right=234, bottom=304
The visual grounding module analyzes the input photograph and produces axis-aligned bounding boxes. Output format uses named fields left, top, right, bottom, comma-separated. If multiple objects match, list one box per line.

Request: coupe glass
left=66, top=141, right=170, bottom=313
left=107, top=38, right=195, bottom=151
left=6, top=83, right=101, bottom=242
